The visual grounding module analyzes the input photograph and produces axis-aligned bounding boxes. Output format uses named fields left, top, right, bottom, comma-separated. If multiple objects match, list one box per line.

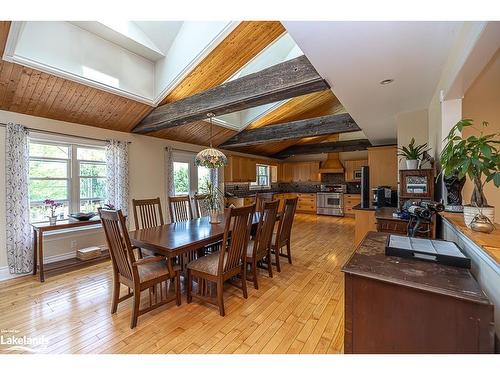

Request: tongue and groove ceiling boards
left=0, top=20, right=368, bottom=156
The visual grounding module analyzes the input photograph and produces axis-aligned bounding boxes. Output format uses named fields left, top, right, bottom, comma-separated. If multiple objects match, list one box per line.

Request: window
left=197, top=166, right=210, bottom=194
left=172, top=152, right=212, bottom=196
left=173, top=161, right=189, bottom=196
left=250, top=164, right=271, bottom=190
left=28, top=139, right=107, bottom=223
left=77, top=147, right=107, bottom=213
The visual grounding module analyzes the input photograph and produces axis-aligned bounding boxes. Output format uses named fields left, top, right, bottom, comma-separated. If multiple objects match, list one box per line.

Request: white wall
left=396, top=109, right=429, bottom=170
left=0, top=110, right=205, bottom=276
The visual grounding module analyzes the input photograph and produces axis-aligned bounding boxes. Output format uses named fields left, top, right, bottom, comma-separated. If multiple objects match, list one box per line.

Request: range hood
left=319, top=153, right=345, bottom=174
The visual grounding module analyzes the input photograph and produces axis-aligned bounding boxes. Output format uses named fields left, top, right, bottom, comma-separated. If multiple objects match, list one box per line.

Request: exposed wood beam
left=160, top=21, right=285, bottom=105
left=272, top=139, right=372, bottom=159
left=221, top=113, right=359, bottom=148
left=132, top=55, right=330, bottom=134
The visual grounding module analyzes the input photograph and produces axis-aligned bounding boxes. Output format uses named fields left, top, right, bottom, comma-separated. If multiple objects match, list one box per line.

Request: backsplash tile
left=224, top=182, right=321, bottom=197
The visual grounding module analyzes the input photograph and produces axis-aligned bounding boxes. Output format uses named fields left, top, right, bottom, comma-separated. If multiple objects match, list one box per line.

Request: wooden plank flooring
left=0, top=214, right=354, bottom=354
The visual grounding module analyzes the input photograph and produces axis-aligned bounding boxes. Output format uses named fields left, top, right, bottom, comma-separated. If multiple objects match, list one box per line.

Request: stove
left=317, top=184, right=346, bottom=216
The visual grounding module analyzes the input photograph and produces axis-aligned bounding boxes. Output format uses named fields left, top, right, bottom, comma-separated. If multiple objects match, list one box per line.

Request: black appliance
left=360, top=166, right=370, bottom=208
left=373, top=186, right=398, bottom=208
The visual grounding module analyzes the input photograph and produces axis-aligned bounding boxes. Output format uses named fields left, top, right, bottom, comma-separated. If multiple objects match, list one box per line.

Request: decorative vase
left=470, top=214, right=495, bottom=233
left=48, top=216, right=57, bottom=225
left=444, top=173, right=466, bottom=212
left=209, top=209, right=221, bottom=224
left=406, top=159, right=419, bottom=169
left=463, top=205, right=495, bottom=228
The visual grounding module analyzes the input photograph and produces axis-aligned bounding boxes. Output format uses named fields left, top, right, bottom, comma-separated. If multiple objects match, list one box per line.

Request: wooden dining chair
left=246, top=200, right=279, bottom=289
left=272, top=197, right=298, bottom=272
left=168, top=195, right=193, bottom=222
left=255, top=193, right=273, bottom=213
left=132, top=197, right=164, bottom=229
left=99, top=208, right=181, bottom=329
left=193, top=193, right=210, bottom=218
left=186, top=204, right=255, bottom=316
left=132, top=197, right=164, bottom=258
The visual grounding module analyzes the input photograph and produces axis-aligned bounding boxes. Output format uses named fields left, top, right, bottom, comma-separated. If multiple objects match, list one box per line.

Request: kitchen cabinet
left=344, top=159, right=368, bottom=182
left=296, top=193, right=317, bottom=213
left=368, top=146, right=398, bottom=193
left=224, top=156, right=257, bottom=182
left=344, top=194, right=361, bottom=216
left=279, top=162, right=320, bottom=182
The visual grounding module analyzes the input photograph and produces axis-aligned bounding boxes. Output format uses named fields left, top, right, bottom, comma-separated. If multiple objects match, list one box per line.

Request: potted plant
left=440, top=119, right=499, bottom=228
left=204, top=180, right=224, bottom=224
left=44, top=199, right=63, bottom=225
left=397, top=138, right=430, bottom=169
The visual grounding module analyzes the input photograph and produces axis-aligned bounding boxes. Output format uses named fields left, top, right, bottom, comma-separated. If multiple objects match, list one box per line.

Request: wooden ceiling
left=0, top=21, right=358, bottom=157
left=227, top=90, right=344, bottom=155
left=0, top=22, right=152, bottom=132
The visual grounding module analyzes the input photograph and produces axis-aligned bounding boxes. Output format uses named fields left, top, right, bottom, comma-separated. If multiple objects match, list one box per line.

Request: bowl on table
left=69, top=212, right=96, bottom=221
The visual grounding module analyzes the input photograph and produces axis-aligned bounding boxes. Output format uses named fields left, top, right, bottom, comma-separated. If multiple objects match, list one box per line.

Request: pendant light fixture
left=195, top=113, right=228, bottom=169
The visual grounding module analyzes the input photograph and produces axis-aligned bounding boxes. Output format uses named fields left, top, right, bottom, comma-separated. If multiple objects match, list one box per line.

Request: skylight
left=213, top=33, right=303, bottom=131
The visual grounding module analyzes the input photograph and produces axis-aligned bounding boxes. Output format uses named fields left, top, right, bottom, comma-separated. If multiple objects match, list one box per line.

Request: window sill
left=41, top=224, right=103, bottom=237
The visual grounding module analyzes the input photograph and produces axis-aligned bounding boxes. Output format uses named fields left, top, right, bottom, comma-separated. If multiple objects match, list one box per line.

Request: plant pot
left=209, top=209, right=221, bottom=224
left=48, top=216, right=57, bottom=225
left=406, top=159, right=419, bottom=169
left=463, top=205, right=495, bottom=228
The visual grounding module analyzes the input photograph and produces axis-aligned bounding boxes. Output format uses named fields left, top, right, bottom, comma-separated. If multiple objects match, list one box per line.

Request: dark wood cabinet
left=399, top=168, right=435, bottom=207
left=342, top=232, right=494, bottom=353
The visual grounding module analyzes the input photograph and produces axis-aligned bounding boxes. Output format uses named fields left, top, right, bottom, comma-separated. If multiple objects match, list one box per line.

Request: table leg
left=32, top=228, right=38, bottom=275
left=38, top=230, right=44, bottom=282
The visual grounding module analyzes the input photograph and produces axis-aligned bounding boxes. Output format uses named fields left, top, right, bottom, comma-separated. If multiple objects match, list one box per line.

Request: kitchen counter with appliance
left=317, top=184, right=346, bottom=217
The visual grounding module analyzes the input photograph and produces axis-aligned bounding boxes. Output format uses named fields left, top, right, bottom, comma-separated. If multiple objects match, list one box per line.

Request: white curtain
left=105, top=140, right=130, bottom=217
left=5, top=123, right=32, bottom=274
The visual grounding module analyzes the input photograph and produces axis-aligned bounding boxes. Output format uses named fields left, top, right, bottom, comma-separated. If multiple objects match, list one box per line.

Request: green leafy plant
left=397, top=138, right=430, bottom=161
left=440, top=119, right=500, bottom=207
left=204, top=180, right=224, bottom=211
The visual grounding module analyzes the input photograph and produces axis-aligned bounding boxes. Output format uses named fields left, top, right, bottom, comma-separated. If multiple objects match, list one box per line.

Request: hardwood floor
left=0, top=214, right=355, bottom=354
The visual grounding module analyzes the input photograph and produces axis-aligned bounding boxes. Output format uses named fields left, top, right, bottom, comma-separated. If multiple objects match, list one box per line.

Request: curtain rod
left=0, top=122, right=131, bottom=144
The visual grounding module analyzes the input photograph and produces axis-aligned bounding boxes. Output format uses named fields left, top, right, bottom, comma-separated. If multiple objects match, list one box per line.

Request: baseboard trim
left=0, top=247, right=106, bottom=281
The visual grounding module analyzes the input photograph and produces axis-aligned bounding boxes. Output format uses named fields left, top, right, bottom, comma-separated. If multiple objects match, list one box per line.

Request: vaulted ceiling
left=0, top=21, right=364, bottom=156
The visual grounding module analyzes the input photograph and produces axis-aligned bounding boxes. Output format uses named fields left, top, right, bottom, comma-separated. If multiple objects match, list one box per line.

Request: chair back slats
left=219, top=205, right=255, bottom=274
left=168, top=195, right=193, bottom=222
left=255, top=193, right=273, bottom=213
left=253, top=200, right=279, bottom=260
left=194, top=193, right=211, bottom=218
left=277, top=197, right=298, bottom=245
left=99, top=209, right=135, bottom=281
left=132, top=197, right=164, bottom=230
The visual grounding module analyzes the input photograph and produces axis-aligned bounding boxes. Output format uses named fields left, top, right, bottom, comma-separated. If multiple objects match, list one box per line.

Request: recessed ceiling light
left=380, top=79, right=394, bottom=85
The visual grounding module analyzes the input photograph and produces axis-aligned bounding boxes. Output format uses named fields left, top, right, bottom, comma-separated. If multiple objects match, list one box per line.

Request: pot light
left=380, top=79, right=394, bottom=85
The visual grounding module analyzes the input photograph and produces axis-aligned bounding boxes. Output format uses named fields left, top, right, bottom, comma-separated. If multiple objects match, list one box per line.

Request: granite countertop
left=352, top=203, right=377, bottom=211
left=228, top=191, right=320, bottom=198
left=342, top=232, right=490, bottom=305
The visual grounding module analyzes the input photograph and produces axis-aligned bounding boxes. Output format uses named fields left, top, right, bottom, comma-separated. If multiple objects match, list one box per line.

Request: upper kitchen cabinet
left=344, top=159, right=368, bottom=182
left=367, top=146, right=398, bottom=189
left=224, top=155, right=257, bottom=182
left=279, top=162, right=321, bottom=182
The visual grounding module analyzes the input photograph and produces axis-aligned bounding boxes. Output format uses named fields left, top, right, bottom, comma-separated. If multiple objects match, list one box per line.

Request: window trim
left=250, top=163, right=271, bottom=190
left=28, top=138, right=107, bottom=223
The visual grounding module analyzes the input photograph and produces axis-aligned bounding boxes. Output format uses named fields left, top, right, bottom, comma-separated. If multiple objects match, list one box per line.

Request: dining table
left=128, top=211, right=276, bottom=260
